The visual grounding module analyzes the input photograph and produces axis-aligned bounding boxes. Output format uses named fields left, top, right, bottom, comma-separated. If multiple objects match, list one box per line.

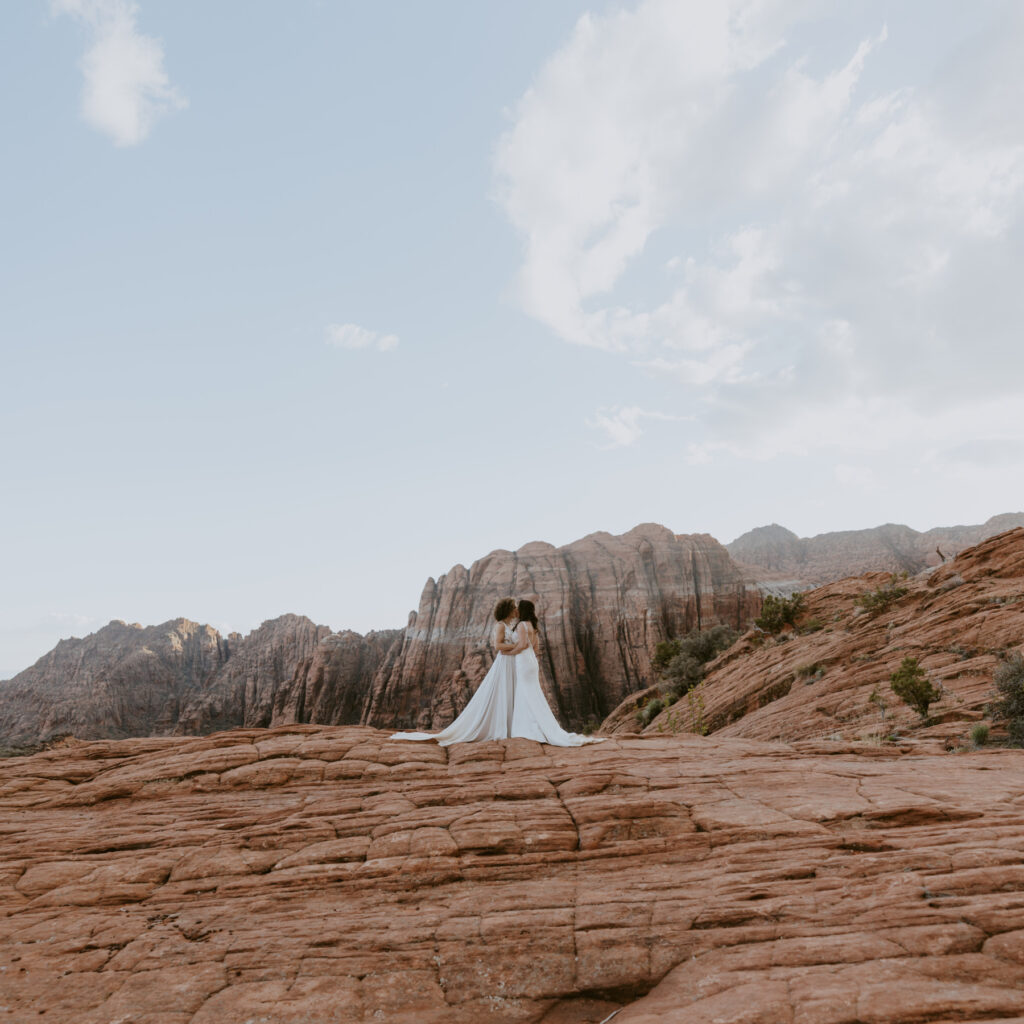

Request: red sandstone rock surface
left=3, top=726, right=1024, bottom=1022
left=629, top=528, right=1024, bottom=747
left=728, top=512, right=1024, bottom=586
left=363, top=524, right=759, bottom=733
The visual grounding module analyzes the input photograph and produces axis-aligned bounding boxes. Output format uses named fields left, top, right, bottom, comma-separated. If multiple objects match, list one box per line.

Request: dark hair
left=493, top=597, right=516, bottom=622
left=517, top=599, right=538, bottom=630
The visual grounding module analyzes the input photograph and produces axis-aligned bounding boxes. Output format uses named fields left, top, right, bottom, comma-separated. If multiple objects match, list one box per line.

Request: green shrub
left=755, top=593, right=805, bottom=634
left=652, top=639, right=681, bottom=673
left=636, top=697, right=665, bottom=727
left=797, top=617, right=825, bottom=635
left=970, top=723, right=989, bottom=747
left=989, top=653, right=1024, bottom=746
left=889, top=656, right=943, bottom=718
left=856, top=578, right=909, bottom=616
left=656, top=624, right=739, bottom=702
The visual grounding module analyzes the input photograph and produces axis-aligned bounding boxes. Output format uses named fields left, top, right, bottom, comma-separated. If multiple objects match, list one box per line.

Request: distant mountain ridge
left=727, top=513, right=1024, bottom=584
left=2, top=512, right=1021, bottom=749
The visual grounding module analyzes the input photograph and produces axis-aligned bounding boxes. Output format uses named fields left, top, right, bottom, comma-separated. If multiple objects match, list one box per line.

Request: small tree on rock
left=755, top=593, right=804, bottom=634
left=889, top=656, right=943, bottom=719
left=990, top=652, right=1024, bottom=746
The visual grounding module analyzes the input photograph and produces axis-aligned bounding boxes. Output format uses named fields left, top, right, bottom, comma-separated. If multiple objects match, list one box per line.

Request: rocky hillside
left=618, top=527, right=1024, bottom=746
left=362, top=523, right=759, bottom=732
left=0, top=614, right=400, bottom=750
left=2, top=725, right=1024, bottom=1022
left=727, top=512, right=1024, bottom=584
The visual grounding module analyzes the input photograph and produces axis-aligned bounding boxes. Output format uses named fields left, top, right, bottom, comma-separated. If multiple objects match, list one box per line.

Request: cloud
left=325, top=323, right=399, bottom=352
left=587, top=405, right=688, bottom=448
left=494, top=1, right=1024, bottom=460
left=53, top=0, right=186, bottom=146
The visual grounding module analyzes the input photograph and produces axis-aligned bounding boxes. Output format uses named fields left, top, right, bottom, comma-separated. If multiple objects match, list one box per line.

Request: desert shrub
left=797, top=617, right=825, bottom=635
left=970, top=723, right=989, bottom=747
left=652, top=639, right=681, bottom=673
left=636, top=697, right=665, bottom=727
left=755, top=593, right=805, bottom=634
left=889, top=656, right=943, bottom=718
left=868, top=685, right=889, bottom=721
left=657, top=624, right=739, bottom=701
left=989, top=653, right=1024, bottom=746
left=856, top=578, right=909, bottom=616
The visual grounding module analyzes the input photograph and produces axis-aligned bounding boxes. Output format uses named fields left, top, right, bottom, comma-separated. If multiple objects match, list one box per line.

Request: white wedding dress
left=390, top=623, right=603, bottom=747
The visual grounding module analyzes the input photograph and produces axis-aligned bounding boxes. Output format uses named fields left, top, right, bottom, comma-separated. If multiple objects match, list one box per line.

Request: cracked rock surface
left=2, top=727, right=1024, bottom=1022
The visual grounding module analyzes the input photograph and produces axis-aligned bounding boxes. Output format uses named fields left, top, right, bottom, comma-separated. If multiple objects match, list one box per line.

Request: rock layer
left=727, top=512, right=1024, bottom=585
left=363, top=524, right=759, bottom=733
left=629, top=527, right=1024, bottom=747
left=2, top=726, right=1024, bottom=1022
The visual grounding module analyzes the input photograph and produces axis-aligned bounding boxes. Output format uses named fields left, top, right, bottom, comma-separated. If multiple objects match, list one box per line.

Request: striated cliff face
left=0, top=618, right=228, bottom=749
left=0, top=615, right=398, bottom=749
left=363, top=524, right=760, bottom=732
left=727, top=512, right=1024, bottom=584
left=173, top=614, right=332, bottom=735
left=620, top=527, right=1024, bottom=746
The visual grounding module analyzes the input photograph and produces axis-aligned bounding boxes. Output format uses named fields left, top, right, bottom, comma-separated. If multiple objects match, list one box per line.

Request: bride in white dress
left=390, top=598, right=602, bottom=747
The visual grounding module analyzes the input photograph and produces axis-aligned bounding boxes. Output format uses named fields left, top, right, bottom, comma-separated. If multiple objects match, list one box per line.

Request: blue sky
left=3, top=0, right=1023, bottom=677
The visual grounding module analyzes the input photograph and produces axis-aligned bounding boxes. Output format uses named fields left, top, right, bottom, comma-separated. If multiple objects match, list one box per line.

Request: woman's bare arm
left=509, top=624, right=532, bottom=655
left=495, top=623, right=518, bottom=653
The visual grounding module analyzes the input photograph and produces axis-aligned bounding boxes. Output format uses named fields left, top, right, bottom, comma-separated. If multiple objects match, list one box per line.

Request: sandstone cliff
left=0, top=618, right=228, bottom=749
left=173, top=614, right=332, bottom=734
left=363, top=524, right=760, bottom=732
left=3, top=725, right=1024, bottom=1022
left=624, top=527, right=1024, bottom=747
left=0, top=615, right=397, bottom=749
left=727, top=512, right=1024, bottom=584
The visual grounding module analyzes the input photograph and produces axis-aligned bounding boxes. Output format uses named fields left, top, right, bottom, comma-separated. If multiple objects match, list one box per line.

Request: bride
left=391, top=598, right=602, bottom=747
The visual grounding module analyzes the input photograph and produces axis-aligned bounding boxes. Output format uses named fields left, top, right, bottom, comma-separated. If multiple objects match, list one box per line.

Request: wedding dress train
left=509, top=633, right=602, bottom=746
left=390, top=625, right=603, bottom=747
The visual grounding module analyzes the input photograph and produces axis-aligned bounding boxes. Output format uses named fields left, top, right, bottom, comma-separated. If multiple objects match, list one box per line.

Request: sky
left=2, top=0, right=1023, bottom=678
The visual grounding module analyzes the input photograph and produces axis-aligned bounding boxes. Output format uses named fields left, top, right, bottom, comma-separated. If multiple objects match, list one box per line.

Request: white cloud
left=326, top=323, right=399, bottom=352
left=53, top=0, right=186, bottom=146
left=587, top=405, right=687, bottom=448
left=495, top=1, right=1024, bottom=461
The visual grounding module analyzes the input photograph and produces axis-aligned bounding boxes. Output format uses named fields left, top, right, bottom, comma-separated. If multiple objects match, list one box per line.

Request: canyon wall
left=362, top=524, right=760, bottom=732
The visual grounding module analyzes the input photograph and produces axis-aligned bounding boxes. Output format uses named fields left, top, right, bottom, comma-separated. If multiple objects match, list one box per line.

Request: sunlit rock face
left=2, top=725, right=1024, bottom=1022
left=363, top=524, right=761, bottom=733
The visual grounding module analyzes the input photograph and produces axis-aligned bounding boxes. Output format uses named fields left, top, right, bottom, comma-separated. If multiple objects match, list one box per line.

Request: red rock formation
left=3, top=725, right=1024, bottom=1022
left=626, top=527, right=1024, bottom=747
left=0, top=615, right=397, bottom=749
left=174, top=614, right=332, bottom=734
left=0, top=618, right=228, bottom=749
left=728, top=512, right=1024, bottom=585
left=363, top=524, right=760, bottom=732
left=271, top=628, right=402, bottom=726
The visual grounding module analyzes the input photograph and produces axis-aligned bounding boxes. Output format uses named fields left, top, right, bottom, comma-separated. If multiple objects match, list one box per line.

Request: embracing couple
left=391, top=598, right=603, bottom=748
